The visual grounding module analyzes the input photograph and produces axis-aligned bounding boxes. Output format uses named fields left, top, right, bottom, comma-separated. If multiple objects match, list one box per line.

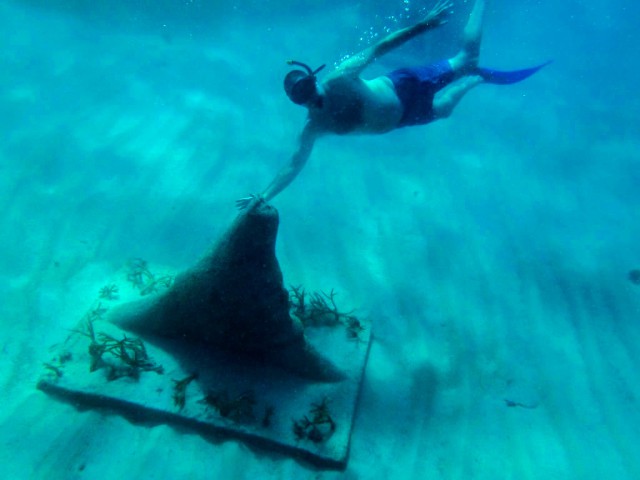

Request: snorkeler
left=236, top=0, right=548, bottom=208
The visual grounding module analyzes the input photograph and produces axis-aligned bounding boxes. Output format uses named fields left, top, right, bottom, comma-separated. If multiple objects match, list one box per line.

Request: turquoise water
left=1, top=0, right=639, bottom=478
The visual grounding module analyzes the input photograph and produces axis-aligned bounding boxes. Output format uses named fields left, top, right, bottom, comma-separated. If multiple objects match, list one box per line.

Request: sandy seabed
left=1, top=2, right=640, bottom=479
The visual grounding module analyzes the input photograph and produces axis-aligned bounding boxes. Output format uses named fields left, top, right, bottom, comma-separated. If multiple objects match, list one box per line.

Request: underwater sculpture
left=109, top=198, right=343, bottom=381
left=39, top=198, right=370, bottom=469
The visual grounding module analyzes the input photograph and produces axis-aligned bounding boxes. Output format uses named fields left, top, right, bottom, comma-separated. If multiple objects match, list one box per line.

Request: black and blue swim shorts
left=386, top=59, right=455, bottom=128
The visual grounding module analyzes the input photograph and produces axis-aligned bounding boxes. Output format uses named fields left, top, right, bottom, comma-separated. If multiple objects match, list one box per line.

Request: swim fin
left=475, top=60, right=552, bottom=85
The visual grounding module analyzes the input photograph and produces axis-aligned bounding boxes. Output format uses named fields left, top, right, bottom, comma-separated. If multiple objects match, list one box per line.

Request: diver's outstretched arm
left=330, top=0, right=453, bottom=78
left=236, top=121, right=318, bottom=208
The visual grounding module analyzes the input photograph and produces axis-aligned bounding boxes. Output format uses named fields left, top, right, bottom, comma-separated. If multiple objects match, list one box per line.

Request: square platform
left=38, top=310, right=371, bottom=469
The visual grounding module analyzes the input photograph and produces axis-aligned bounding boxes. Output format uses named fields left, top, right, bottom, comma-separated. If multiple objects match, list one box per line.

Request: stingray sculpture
left=108, top=198, right=343, bottom=381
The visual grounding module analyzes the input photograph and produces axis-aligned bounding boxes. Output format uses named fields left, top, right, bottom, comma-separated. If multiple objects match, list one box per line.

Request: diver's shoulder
left=321, top=73, right=365, bottom=96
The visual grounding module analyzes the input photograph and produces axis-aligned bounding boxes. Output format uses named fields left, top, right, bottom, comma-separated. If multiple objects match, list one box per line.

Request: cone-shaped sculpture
left=110, top=199, right=343, bottom=381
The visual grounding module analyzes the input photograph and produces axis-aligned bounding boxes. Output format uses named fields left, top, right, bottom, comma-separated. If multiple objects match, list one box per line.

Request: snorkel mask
left=284, top=60, right=326, bottom=105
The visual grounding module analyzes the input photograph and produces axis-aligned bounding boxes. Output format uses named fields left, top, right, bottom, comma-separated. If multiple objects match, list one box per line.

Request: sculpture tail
left=475, top=60, right=552, bottom=85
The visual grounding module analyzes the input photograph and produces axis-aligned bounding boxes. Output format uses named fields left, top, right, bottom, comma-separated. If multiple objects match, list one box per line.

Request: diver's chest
left=318, top=87, right=366, bottom=134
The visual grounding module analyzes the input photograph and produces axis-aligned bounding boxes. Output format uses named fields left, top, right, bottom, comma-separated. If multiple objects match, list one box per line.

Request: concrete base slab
left=38, top=306, right=371, bottom=469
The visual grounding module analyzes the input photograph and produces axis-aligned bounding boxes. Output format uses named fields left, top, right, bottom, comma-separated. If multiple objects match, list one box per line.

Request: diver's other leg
left=432, top=75, right=483, bottom=119
left=448, top=0, right=485, bottom=75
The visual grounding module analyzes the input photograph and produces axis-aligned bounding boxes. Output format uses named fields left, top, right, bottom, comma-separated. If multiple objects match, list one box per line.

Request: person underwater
left=237, top=0, right=550, bottom=209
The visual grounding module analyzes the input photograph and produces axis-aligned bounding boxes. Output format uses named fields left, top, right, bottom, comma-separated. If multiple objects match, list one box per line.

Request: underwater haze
left=1, top=0, right=640, bottom=478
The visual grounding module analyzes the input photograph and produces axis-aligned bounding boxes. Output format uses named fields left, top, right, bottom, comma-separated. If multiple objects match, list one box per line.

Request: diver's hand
left=235, top=193, right=263, bottom=210
left=423, top=0, right=454, bottom=27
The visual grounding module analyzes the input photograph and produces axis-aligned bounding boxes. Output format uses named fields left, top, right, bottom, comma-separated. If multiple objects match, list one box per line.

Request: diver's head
left=284, top=60, right=325, bottom=106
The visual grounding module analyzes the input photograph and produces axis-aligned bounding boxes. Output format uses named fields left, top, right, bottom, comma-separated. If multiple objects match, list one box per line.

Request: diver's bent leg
left=448, top=0, right=485, bottom=75
left=432, top=75, right=483, bottom=119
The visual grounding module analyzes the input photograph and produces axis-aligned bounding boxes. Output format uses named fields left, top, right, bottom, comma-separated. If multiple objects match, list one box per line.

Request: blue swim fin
left=475, top=60, right=552, bottom=85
